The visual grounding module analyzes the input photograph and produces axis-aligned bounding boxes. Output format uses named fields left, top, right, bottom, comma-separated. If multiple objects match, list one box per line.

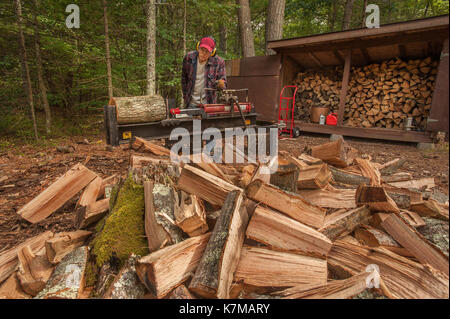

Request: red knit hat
left=199, top=37, right=215, bottom=53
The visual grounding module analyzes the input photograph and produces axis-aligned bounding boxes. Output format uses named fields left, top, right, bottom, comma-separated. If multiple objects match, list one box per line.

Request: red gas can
left=326, top=113, right=338, bottom=125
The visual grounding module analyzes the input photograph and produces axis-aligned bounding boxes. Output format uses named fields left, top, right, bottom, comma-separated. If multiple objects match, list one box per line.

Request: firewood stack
left=294, top=57, right=438, bottom=130
left=294, top=67, right=343, bottom=121
left=1, top=137, right=448, bottom=299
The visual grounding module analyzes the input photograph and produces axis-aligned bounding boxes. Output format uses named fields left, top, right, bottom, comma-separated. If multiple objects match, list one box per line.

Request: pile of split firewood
left=0, top=136, right=448, bottom=299
left=294, top=56, right=438, bottom=130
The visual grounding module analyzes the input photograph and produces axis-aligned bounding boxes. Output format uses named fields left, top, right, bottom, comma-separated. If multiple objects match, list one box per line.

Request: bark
left=102, top=0, right=113, bottom=99
left=265, top=0, right=285, bottom=55
left=110, top=95, right=167, bottom=124
left=33, top=0, right=51, bottom=134
left=342, top=0, right=355, bottom=31
left=329, top=0, right=338, bottom=31
left=237, top=0, right=255, bottom=57
left=361, top=0, right=368, bottom=27
left=15, top=0, right=38, bottom=141
left=146, top=0, right=156, bottom=95
left=219, top=24, right=227, bottom=55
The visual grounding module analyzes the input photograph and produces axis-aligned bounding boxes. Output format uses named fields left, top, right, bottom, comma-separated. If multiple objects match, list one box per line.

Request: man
left=181, top=36, right=227, bottom=108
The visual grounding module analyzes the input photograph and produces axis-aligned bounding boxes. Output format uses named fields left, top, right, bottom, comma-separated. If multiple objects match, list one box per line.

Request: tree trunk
left=33, top=0, right=51, bottom=135
left=146, top=0, right=156, bottom=95
left=361, top=0, right=368, bottom=27
left=328, top=0, right=338, bottom=31
left=342, top=0, right=355, bottom=30
left=102, top=0, right=113, bottom=99
left=265, top=0, right=285, bottom=55
left=219, top=24, right=227, bottom=55
left=15, top=0, right=38, bottom=141
left=237, top=0, right=255, bottom=57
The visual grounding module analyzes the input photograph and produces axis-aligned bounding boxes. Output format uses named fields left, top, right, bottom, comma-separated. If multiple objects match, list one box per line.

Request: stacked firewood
left=294, top=67, right=343, bottom=121
left=294, top=57, right=438, bottom=130
left=1, top=137, right=448, bottom=299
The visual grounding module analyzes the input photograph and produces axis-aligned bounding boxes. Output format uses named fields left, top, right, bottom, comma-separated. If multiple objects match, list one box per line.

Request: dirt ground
left=0, top=133, right=448, bottom=255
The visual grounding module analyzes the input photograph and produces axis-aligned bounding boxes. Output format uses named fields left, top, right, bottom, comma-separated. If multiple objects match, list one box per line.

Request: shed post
left=337, top=50, right=352, bottom=126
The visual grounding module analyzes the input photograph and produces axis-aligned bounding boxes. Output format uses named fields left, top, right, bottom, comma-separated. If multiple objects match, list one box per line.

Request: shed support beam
left=337, top=50, right=352, bottom=126
left=309, top=52, right=323, bottom=68
left=333, top=50, right=344, bottom=65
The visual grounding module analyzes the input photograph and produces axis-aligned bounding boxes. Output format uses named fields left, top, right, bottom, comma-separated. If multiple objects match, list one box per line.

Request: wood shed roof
left=268, top=15, right=449, bottom=68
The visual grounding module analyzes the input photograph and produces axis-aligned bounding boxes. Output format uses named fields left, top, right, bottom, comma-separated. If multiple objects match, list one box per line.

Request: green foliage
left=0, top=0, right=448, bottom=142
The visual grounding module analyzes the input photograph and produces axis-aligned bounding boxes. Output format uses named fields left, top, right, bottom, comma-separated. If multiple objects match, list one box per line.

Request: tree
left=237, top=0, right=255, bottom=57
left=15, top=0, right=38, bottom=141
left=342, top=0, right=355, bottom=30
left=146, top=0, right=156, bottom=95
left=33, top=0, right=51, bottom=134
left=102, top=0, right=113, bottom=100
left=265, top=0, right=286, bottom=55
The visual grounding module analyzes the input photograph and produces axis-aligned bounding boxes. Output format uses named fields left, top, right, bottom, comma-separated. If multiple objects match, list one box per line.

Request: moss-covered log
left=91, top=173, right=149, bottom=268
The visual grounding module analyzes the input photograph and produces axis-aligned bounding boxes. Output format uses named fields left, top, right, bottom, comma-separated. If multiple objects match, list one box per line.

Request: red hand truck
left=278, top=85, right=300, bottom=138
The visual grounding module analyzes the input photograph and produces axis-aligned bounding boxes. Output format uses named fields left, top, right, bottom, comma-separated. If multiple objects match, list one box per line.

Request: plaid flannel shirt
left=181, top=51, right=227, bottom=106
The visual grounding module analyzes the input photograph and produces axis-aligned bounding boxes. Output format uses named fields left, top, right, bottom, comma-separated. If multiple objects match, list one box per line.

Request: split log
left=97, top=174, right=118, bottom=199
left=297, top=164, right=331, bottom=189
left=151, top=183, right=187, bottom=245
left=189, top=190, right=249, bottom=299
left=274, top=271, right=370, bottom=299
left=130, top=155, right=170, bottom=169
left=77, top=176, right=103, bottom=208
left=328, top=241, right=449, bottom=299
left=310, top=137, right=358, bottom=168
left=135, top=232, right=211, bottom=299
left=298, top=154, right=323, bottom=165
left=354, top=158, right=381, bottom=185
left=410, top=199, right=449, bottom=221
left=246, top=179, right=326, bottom=229
left=132, top=136, right=172, bottom=157
left=144, top=181, right=170, bottom=252
left=168, top=285, right=195, bottom=299
left=174, top=192, right=208, bottom=237
left=381, top=213, right=449, bottom=275
left=234, top=246, right=328, bottom=289
left=110, top=95, right=167, bottom=124
left=245, top=206, right=332, bottom=258
left=0, top=273, right=32, bottom=299
left=319, top=206, right=371, bottom=241
left=35, top=246, right=89, bottom=299
left=45, top=230, right=92, bottom=264
left=193, top=157, right=233, bottom=184
left=329, top=166, right=370, bottom=187
left=17, top=163, right=97, bottom=223
left=354, top=224, right=414, bottom=258
left=104, top=255, right=146, bottom=299
left=382, top=172, right=412, bottom=183
left=299, top=187, right=356, bottom=209
left=399, top=210, right=427, bottom=228
left=387, top=177, right=435, bottom=191
left=17, top=246, right=55, bottom=296
left=379, top=158, right=407, bottom=176
left=369, top=213, right=389, bottom=228
left=75, top=198, right=110, bottom=229
left=177, top=164, right=241, bottom=206
left=356, top=185, right=400, bottom=213
left=385, top=191, right=411, bottom=209
left=0, top=231, right=53, bottom=284
left=239, top=164, right=257, bottom=188
left=384, top=186, right=423, bottom=205
left=270, top=163, right=299, bottom=192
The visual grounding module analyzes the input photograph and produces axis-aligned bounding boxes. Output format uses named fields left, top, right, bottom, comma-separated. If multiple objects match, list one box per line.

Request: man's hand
left=216, top=79, right=225, bottom=90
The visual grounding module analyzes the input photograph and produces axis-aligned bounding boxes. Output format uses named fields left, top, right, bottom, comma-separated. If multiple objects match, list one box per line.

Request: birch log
left=109, top=95, right=166, bottom=124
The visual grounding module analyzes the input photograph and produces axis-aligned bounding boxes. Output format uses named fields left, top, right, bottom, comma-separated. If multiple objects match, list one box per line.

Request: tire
left=292, top=127, right=301, bottom=138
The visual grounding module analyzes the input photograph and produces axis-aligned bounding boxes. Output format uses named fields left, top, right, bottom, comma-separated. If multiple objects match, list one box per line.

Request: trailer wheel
left=292, top=127, right=301, bottom=138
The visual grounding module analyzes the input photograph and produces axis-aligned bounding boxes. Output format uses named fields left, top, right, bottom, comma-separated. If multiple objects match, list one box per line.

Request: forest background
left=0, top=0, right=448, bottom=146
